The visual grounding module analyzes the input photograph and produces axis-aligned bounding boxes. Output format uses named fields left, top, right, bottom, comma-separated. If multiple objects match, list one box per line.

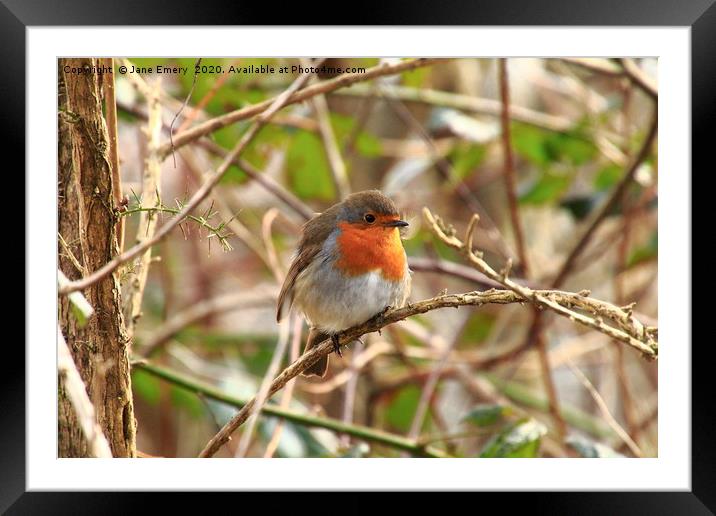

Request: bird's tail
left=301, top=328, right=330, bottom=378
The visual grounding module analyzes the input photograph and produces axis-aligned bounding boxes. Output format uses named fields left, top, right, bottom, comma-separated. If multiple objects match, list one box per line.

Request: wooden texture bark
left=57, top=58, right=136, bottom=457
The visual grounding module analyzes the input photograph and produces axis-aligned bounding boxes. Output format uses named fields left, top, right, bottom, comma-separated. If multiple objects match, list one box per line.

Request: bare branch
left=124, top=78, right=163, bottom=336
left=159, top=58, right=450, bottom=159
left=618, top=58, right=658, bottom=101
left=58, top=326, right=113, bottom=458
left=197, top=273, right=657, bottom=457
left=140, top=288, right=277, bottom=357
left=423, top=208, right=658, bottom=358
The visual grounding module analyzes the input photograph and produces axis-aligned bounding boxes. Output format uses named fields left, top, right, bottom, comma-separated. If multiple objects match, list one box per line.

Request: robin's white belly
left=292, top=261, right=410, bottom=334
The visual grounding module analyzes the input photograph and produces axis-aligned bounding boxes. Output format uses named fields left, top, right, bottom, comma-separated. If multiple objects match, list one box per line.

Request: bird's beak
left=383, top=219, right=409, bottom=228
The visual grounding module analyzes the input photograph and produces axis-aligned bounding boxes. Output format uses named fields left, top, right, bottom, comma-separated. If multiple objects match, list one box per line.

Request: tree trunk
left=57, top=58, right=136, bottom=458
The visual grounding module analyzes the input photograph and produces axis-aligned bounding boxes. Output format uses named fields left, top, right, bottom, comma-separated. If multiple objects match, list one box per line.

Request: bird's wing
left=276, top=206, right=339, bottom=322
left=276, top=242, right=321, bottom=322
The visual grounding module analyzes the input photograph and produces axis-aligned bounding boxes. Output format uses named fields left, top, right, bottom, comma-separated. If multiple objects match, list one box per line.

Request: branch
left=551, top=111, right=657, bottom=288
left=139, top=289, right=277, bottom=357
left=134, top=361, right=449, bottom=458
left=59, top=63, right=317, bottom=296
left=499, top=57, right=565, bottom=441
left=423, top=208, right=658, bottom=358
left=158, top=58, right=449, bottom=160
left=197, top=282, right=656, bottom=457
left=334, top=83, right=573, bottom=133
left=123, top=78, right=163, bottom=335
left=567, top=360, right=643, bottom=457
left=303, top=57, right=351, bottom=200
left=58, top=326, right=113, bottom=458
left=101, top=58, right=124, bottom=251
left=617, top=58, right=658, bottom=101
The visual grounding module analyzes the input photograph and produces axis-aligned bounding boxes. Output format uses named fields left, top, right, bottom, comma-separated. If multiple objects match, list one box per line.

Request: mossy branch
left=133, top=361, right=450, bottom=458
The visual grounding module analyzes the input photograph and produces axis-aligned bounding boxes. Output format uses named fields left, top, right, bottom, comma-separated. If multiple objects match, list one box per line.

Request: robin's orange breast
left=335, top=222, right=407, bottom=281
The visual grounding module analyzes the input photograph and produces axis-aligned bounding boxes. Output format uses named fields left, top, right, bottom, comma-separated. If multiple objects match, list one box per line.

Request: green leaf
left=520, top=171, right=572, bottom=205
left=547, top=132, right=596, bottom=165
left=513, top=124, right=550, bottom=166
left=355, top=131, right=383, bottom=157
left=286, top=131, right=335, bottom=200
left=513, top=123, right=596, bottom=167
left=567, top=435, right=624, bottom=458
left=449, top=143, right=487, bottom=181
left=402, top=66, right=430, bottom=88
left=131, top=369, right=161, bottom=405
left=462, top=404, right=512, bottom=427
left=170, top=385, right=204, bottom=418
left=594, top=164, right=623, bottom=191
left=479, top=418, right=547, bottom=458
left=386, top=385, right=421, bottom=433
left=627, top=232, right=658, bottom=268
left=329, top=112, right=382, bottom=158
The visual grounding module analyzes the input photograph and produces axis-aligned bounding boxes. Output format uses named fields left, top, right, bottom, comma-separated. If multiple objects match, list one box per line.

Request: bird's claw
left=331, top=334, right=342, bottom=357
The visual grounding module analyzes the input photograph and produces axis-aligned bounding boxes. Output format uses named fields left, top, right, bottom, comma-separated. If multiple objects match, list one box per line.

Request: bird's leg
left=331, top=334, right=343, bottom=357
left=374, top=305, right=392, bottom=336
left=376, top=305, right=392, bottom=323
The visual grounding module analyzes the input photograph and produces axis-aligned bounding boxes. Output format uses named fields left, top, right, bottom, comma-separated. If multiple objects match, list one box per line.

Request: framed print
left=9, top=0, right=707, bottom=512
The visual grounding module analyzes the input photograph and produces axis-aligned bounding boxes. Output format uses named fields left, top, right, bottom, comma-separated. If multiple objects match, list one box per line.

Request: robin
left=276, top=190, right=411, bottom=377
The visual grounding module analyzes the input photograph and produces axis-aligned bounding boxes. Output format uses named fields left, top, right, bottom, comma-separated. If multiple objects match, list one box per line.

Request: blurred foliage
left=479, top=418, right=547, bottom=458
left=462, top=404, right=512, bottom=427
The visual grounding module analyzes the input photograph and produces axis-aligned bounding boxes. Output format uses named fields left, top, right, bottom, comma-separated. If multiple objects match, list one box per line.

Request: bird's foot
left=375, top=305, right=392, bottom=324
left=331, top=334, right=343, bottom=357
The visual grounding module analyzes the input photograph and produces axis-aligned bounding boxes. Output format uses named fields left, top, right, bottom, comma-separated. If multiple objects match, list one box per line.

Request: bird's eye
left=364, top=213, right=376, bottom=223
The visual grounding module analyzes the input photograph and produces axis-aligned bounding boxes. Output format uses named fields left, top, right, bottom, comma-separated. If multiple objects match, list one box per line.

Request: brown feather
left=276, top=205, right=338, bottom=321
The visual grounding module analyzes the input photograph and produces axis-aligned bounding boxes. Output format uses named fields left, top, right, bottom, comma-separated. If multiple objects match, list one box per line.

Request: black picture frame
left=8, top=1, right=705, bottom=512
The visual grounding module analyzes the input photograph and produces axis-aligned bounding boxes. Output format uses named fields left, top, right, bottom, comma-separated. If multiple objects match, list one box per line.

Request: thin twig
left=140, top=289, right=277, bottom=357
left=334, top=83, right=573, bottom=133
left=115, top=98, right=316, bottom=222
left=159, top=58, right=450, bottom=160
left=552, top=111, right=658, bottom=288
left=303, top=58, right=351, bottom=199
left=499, top=58, right=565, bottom=441
left=59, top=63, right=319, bottom=296
left=382, top=83, right=515, bottom=261
left=177, top=147, right=263, bottom=259
left=261, top=208, right=285, bottom=284
left=617, top=58, right=658, bottom=101
left=423, top=209, right=658, bottom=357
left=58, top=233, right=85, bottom=275
left=124, top=78, right=163, bottom=336
left=101, top=58, right=124, bottom=251
left=340, top=338, right=364, bottom=448
left=498, top=59, right=529, bottom=274
left=567, top=361, right=643, bottom=457
left=169, top=58, right=202, bottom=167
left=407, top=332, right=456, bottom=440
left=236, top=317, right=291, bottom=457
left=264, top=315, right=302, bottom=458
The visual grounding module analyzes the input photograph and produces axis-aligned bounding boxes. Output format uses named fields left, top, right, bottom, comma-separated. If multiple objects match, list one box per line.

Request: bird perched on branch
left=277, top=190, right=411, bottom=377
